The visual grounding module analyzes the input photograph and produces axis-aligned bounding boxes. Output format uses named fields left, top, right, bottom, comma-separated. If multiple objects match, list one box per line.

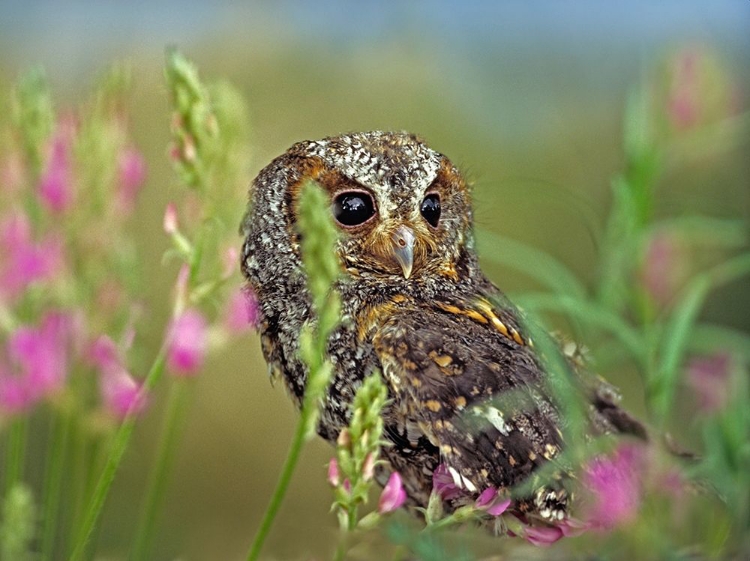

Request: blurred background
left=1, top=1, right=749, bottom=559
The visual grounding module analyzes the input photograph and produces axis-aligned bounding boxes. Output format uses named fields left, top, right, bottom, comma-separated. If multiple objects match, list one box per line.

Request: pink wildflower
left=222, top=247, right=239, bottom=278
left=163, top=203, right=178, bottom=234
left=167, top=309, right=208, bottom=376
left=432, top=463, right=462, bottom=501
left=39, top=130, right=74, bottom=213
left=523, top=525, right=564, bottom=547
left=327, top=458, right=340, bottom=488
left=558, top=517, right=590, bottom=537
left=667, top=49, right=701, bottom=129
left=0, top=372, right=33, bottom=415
left=378, top=472, right=407, bottom=514
left=0, top=212, right=63, bottom=300
left=224, top=287, right=260, bottom=333
left=88, top=336, right=146, bottom=419
left=686, top=352, right=732, bottom=413
left=475, top=487, right=511, bottom=516
left=99, top=364, right=145, bottom=419
left=117, top=147, right=147, bottom=213
left=0, top=312, right=73, bottom=415
left=362, top=452, right=376, bottom=482
left=640, top=231, right=687, bottom=307
left=582, top=443, right=644, bottom=529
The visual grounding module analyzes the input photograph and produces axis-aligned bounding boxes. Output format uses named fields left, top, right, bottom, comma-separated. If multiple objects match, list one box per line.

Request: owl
left=240, top=131, right=645, bottom=531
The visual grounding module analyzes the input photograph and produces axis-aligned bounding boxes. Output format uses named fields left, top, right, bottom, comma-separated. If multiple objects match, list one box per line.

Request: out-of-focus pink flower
left=523, top=525, right=564, bottom=547
left=432, top=463, right=462, bottom=501
left=640, top=231, right=687, bottom=307
left=0, top=371, right=33, bottom=415
left=327, top=458, right=340, bottom=488
left=665, top=46, right=738, bottom=132
left=0, top=313, right=73, bottom=415
left=9, top=313, right=71, bottom=400
left=163, top=203, right=178, bottom=234
left=224, top=287, right=260, bottom=333
left=117, top=147, right=147, bottom=213
left=362, top=452, right=376, bottom=482
left=378, top=472, right=406, bottom=514
left=582, top=443, right=644, bottom=529
left=222, top=247, right=238, bottom=278
left=475, top=487, right=511, bottom=516
left=88, top=335, right=147, bottom=419
left=667, top=49, right=700, bottom=129
left=167, top=309, right=208, bottom=376
left=99, top=363, right=145, bottom=419
left=686, top=352, right=732, bottom=413
left=475, top=487, right=496, bottom=508
left=558, top=517, right=590, bottom=537
left=39, top=130, right=74, bottom=213
left=0, top=212, right=63, bottom=300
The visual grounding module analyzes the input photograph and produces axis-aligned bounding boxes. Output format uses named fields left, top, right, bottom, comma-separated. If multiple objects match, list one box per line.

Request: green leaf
left=475, top=229, right=586, bottom=299
left=656, top=216, right=748, bottom=249
left=652, top=252, right=750, bottom=423
left=650, top=274, right=711, bottom=422
left=690, top=324, right=750, bottom=361
left=516, top=292, right=645, bottom=367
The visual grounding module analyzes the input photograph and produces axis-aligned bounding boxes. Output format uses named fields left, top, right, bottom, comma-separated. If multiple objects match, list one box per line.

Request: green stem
left=41, top=409, right=72, bottom=561
left=4, top=417, right=28, bottom=495
left=246, top=399, right=311, bottom=561
left=130, top=380, right=192, bottom=561
left=69, top=345, right=168, bottom=561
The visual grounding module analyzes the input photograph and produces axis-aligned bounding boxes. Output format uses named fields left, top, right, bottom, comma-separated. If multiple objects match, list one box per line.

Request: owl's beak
left=391, top=225, right=415, bottom=279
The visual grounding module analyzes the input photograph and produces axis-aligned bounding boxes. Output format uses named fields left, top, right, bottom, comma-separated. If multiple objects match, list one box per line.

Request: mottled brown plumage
left=240, top=131, right=644, bottom=530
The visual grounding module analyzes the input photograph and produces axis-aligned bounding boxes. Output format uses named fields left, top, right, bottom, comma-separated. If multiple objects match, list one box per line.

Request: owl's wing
left=373, top=297, right=564, bottom=496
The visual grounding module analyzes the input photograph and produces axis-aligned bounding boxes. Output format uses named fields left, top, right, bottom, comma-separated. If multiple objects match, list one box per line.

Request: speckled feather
left=240, top=131, right=644, bottom=526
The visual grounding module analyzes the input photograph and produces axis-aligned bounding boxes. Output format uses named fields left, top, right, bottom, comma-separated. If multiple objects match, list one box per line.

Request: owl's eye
left=333, top=191, right=376, bottom=227
left=420, top=194, right=441, bottom=227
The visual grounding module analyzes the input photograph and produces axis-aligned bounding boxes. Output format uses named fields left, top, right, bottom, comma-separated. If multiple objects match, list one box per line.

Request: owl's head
left=242, top=131, right=476, bottom=305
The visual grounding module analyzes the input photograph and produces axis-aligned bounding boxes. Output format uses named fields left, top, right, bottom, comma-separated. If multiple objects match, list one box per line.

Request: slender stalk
left=130, top=380, right=192, bottom=561
left=245, top=403, right=310, bottom=561
left=41, top=409, right=72, bottom=560
left=4, top=417, right=28, bottom=495
left=69, top=345, right=168, bottom=561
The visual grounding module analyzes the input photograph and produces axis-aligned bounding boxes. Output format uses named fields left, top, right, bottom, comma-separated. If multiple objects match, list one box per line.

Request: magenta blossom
left=0, top=212, right=63, bottom=301
left=0, top=313, right=73, bottom=415
left=640, top=231, right=687, bottom=308
left=327, top=458, right=340, bottom=488
left=88, top=336, right=146, bottom=419
left=117, top=147, right=147, bottom=213
left=379, top=472, right=407, bottom=514
left=582, top=443, right=644, bottom=529
left=39, top=130, right=74, bottom=213
left=523, top=524, right=564, bottom=547
left=686, top=352, right=732, bottom=413
left=224, top=287, right=260, bottom=333
left=167, top=309, right=208, bottom=376
left=163, top=203, right=178, bottom=235
left=475, top=487, right=511, bottom=516
left=432, top=463, right=463, bottom=501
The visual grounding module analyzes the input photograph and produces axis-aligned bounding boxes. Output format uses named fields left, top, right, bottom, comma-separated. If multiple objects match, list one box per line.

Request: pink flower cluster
left=88, top=336, right=147, bottom=419
left=0, top=313, right=74, bottom=415
left=327, top=458, right=407, bottom=515
left=430, top=445, right=648, bottom=548
left=0, top=212, right=63, bottom=302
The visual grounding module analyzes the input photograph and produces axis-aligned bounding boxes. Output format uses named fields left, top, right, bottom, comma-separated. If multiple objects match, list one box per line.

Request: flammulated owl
left=240, top=131, right=645, bottom=531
